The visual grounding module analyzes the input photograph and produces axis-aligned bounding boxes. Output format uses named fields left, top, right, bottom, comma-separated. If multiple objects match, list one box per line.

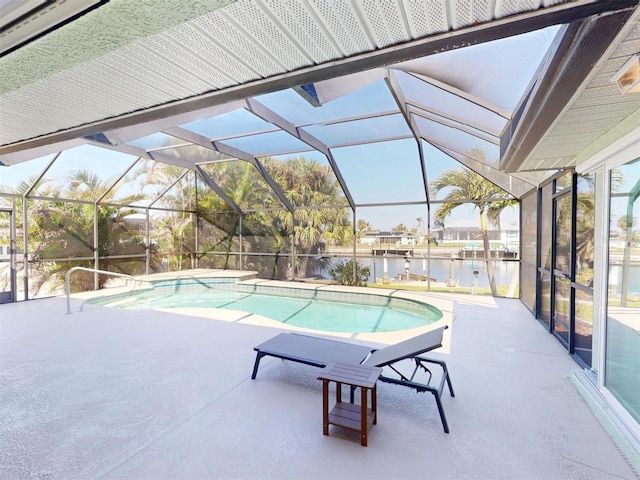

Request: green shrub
left=327, top=260, right=370, bottom=286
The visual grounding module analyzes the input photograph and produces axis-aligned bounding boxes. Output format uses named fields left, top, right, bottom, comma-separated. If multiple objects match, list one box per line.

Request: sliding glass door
left=605, top=157, right=640, bottom=425
left=531, top=172, right=594, bottom=367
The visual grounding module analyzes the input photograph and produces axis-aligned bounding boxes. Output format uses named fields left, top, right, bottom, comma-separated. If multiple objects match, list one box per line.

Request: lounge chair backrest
left=362, top=325, right=447, bottom=367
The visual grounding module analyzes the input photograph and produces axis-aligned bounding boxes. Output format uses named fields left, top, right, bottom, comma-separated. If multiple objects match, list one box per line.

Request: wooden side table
left=318, top=363, right=382, bottom=446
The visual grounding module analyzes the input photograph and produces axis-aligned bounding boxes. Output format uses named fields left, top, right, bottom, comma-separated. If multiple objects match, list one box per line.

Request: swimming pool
left=90, top=279, right=443, bottom=334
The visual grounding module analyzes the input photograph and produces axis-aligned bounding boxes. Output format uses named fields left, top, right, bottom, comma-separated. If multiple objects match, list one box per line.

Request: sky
left=610, top=158, right=640, bottom=233
left=0, top=140, right=519, bottom=232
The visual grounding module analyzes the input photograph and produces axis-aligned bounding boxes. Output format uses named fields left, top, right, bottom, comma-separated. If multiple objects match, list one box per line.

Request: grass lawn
left=366, top=282, right=519, bottom=298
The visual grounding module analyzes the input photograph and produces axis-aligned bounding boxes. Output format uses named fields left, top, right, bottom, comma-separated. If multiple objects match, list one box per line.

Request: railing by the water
left=65, top=267, right=140, bottom=314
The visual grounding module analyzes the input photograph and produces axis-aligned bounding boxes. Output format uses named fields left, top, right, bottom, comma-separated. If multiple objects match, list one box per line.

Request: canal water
left=322, top=256, right=518, bottom=288
left=321, top=257, right=640, bottom=293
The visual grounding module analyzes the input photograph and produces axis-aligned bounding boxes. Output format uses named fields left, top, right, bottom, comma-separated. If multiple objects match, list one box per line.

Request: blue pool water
left=96, top=283, right=442, bottom=334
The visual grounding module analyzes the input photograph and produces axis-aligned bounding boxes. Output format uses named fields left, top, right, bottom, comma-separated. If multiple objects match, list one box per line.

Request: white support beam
left=405, top=71, right=511, bottom=119
left=407, top=106, right=500, bottom=146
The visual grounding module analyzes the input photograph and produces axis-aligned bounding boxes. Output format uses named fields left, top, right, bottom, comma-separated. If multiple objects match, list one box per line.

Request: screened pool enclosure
left=1, top=37, right=567, bottom=299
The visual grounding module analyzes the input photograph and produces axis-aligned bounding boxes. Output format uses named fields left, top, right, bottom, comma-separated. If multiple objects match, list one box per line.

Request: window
left=605, top=157, right=640, bottom=424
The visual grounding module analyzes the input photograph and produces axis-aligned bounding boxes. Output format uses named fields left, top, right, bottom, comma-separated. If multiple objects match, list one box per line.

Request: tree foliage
left=10, top=169, right=152, bottom=294
left=193, top=156, right=352, bottom=279
left=327, top=259, right=370, bottom=286
left=430, top=161, right=517, bottom=296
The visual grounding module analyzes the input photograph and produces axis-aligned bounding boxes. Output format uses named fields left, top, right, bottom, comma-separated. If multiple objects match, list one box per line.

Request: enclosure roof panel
left=0, top=0, right=639, bottom=200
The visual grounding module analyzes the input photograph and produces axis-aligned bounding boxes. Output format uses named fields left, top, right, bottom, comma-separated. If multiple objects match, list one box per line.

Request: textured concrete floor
left=0, top=291, right=637, bottom=479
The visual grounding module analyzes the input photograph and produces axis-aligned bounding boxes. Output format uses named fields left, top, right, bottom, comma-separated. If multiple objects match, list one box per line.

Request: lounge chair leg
left=251, top=352, right=265, bottom=379
left=433, top=391, right=450, bottom=434
left=444, top=365, right=455, bottom=397
left=422, top=357, right=455, bottom=398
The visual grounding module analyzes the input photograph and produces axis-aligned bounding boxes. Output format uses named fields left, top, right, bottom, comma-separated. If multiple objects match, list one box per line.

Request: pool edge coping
left=67, top=269, right=455, bottom=349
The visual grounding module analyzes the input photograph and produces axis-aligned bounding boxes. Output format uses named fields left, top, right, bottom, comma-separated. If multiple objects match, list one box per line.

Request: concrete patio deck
left=1, top=290, right=637, bottom=479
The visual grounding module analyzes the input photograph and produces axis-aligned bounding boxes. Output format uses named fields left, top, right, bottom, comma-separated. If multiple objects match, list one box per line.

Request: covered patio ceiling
left=1, top=0, right=639, bottom=206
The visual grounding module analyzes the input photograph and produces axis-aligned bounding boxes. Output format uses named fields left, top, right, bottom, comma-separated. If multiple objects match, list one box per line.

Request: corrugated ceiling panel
left=495, top=0, right=544, bottom=19
left=625, top=18, right=640, bottom=39
left=13, top=85, right=95, bottom=127
left=600, top=56, right=635, bottom=76
left=560, top=112, right=630, bottom=126
left=308, top=0, right=374, bottom=55
left=0, top=105, right=48, bottom=142
left=0, top=95, right=71, bottom=141
left=405, top=0, right=449, bottom=38
left=194, top=12, right=284, bottom=76
left=610, top=37, right=640, bottom=57
left=532, top=138, right=578, bottom=155
left=143, top=34, right=233, bottom=90
left=0, top=91, right=57, bottom=121
left=355, top=0, right=402, bottom=48
left=95, top=58, right=181, bottom=105
left=99, top=48, right=198, bottom=100
left=118, top=44, right=212, bottom=95
left=449, top=0, right=493, bottom=29
left=589, top=72, right=621, bottom=88
left=62, top=63, right=162, bottom=108
left=168, top=24, right=257, bottom=84
left=512, top=169, right=557, bottom=186
left=262, top=0, right=342, bottom=63
left=533, top=156, right=574, bottom=170
left=29, top=76, right=121, bottom=120
left=538, top=133, right=602, bottom=147
left=377, top=0, right=411, bottom=44
left=572, top=90, right=640, bottom=109
left=562, top=102, right=640, bottom=119
left=576, top=84, right=629, bottom=101
left=550, top=118, right=625, bottom=135
left=222, top=1, right=310, bottom=69
left=5, top=0, right=628, bottom=168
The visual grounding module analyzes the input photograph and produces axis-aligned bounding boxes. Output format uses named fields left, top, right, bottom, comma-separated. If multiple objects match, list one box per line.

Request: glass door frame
left=534, top=173, right=578, bottom=352
left=550, top=180, right=575, bottom=352
left=0, top=205, right=17, bottom=304
left=535, top=170, right=593, bottom=368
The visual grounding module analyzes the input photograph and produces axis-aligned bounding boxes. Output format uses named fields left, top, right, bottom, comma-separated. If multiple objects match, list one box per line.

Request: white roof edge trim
left=0, top=138, right=88, bottom=167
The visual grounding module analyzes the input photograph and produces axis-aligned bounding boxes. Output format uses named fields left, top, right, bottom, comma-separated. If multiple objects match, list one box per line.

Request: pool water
left=101, top=286, right=440, bottom=333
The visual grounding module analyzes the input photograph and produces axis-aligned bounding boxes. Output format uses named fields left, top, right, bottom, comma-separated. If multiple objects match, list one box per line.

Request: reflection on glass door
left=573, top=174, right=595, bottom=366
left=540, top=271, right=552, bottom=327
left=539, top=183, right=553, bottom=329
left=0, top=208, right=16, bottom=304
left=605, top=158, right=640, bottom=424
left=552, top=192, right=572, bottom=346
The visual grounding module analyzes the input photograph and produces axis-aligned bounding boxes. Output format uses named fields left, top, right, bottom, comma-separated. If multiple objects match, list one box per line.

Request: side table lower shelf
left=329, top=401, right=376, bottom=434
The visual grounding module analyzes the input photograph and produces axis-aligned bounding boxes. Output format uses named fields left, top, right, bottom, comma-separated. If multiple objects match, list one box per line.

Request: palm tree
left=431, top=168, right=516, bottom=296
left=17, top=169, right=146, bottom=293
left=356, top=219, right=372, bottom=239
left=264, top=156, right=352, bottom=278
left=196, top=160, right=282, bottom=271
left=139, top=161, right=204, bottom=270
left=194, top=156, right=351, bottom=279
